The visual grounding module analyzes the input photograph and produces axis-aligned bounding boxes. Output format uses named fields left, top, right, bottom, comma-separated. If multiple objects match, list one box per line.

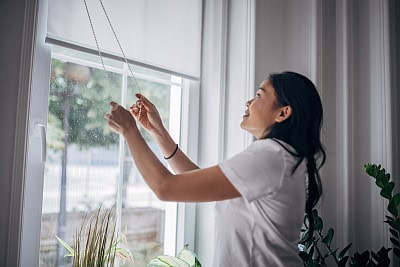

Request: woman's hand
left=130, top=93, right=164, bottom=135
left=105, top=101, right=137, bottom=135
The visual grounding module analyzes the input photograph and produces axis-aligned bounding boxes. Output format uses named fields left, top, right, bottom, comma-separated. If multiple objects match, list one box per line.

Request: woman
left=105, top=71, right=325, bottom=266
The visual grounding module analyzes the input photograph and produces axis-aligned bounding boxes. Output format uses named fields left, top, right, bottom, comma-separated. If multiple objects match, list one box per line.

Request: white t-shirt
left=216, top=138, right=307, bottom=267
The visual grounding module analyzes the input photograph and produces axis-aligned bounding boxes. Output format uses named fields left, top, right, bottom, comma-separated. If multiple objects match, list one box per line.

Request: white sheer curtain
left=47, top=0, right=202, bottom=79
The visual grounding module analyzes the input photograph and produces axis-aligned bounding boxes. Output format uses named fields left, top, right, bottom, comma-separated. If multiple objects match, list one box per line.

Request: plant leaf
left=178, top=245, right=199, bottom=266
left=299, top=251, right=310, bottom=262
left=381, top=182, right=394, bottom=199
left=376, top=246, right=391, bottom=258
left=298, top=244, right=307, bottom=252
left=364, top=163, right=375, bottom=177
left=331, top=248, right=338, bottom=257
left=55, top=235, right=75, bottom=256
left=312, top=209, right=319, bottom=218
left=383, top=173, right=390, bottom=184
left=390, top=228, right=399, bottom=238
left=300, top=229, right=311, bottom=243
left=370, top=251, right=379, bottom=262
left=339, top=243, right=352, bottom=259
left=388, top=199, right=399, bottom=217
left=393, top=193, right=400, bottom=207
left=360, top=250, right=370, bottom=264
left=322, top=228, right=334, bottom=246
left=309, top=244, right=315, bottom=256
left=375, top=176, right=385, bottom=189
left=385, top=219, right=395, bottom=228
left=390, top=237, right=400, bottom=248
left=338, top=256, right=349, bottom=267
left=156, top=255, right=190, bottom=267
left=394, top=219, right=400, bottom=232
left=195, top=257, right=202, bottom=267
left=315, top=216, right=323, bottom=232
left=351, top=250, right=371, bottom=266
left=385, top=215, right=395, bottom=222
left=375, top=167, right=387, bottom=183
left=393, top=247, right=400, bottom=259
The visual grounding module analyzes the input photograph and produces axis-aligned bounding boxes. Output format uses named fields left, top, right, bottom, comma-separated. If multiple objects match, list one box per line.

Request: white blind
left=47, top=0, right=202, bottom=80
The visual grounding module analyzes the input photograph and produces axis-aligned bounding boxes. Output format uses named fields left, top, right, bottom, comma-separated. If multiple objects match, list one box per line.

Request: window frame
left=21, top=0, right=199, bottom=264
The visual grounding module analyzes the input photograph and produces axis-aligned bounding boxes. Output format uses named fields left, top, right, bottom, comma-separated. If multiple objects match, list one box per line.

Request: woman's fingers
left=104, top=112, right=119, bottom=132
left=129, top=104, right=138, bottom=113
left=130, top=104, right=144, bottom=118
left=105, top=101, right=137, bottom=134
left=106, top=118, right=119, bottom=132
left=131, top=95, right=163, bottom=134
left=110, top=101, right=118, bottom=109
left=135, top=93, right=154, bottom=109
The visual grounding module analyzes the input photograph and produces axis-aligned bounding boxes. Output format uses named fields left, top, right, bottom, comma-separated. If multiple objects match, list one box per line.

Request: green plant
left=365, top=163, right=400, bottom=259
left=56, top=207, right=134, bottom=266
left=147, top=244, right=202, bottom=267
left=299, top=163, right=400, bottom=266
left=298, top=209, right=352, bottom=266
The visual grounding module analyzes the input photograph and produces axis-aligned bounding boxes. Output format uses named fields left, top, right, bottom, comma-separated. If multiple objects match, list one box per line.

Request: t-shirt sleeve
left=218, top=140, right=286, bottom=202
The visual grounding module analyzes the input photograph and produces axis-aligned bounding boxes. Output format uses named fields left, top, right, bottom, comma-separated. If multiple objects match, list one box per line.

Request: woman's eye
left=256, top=93, right=261, bottom=97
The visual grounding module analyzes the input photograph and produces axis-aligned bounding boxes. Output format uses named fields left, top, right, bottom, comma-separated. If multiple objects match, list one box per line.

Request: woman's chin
left=240, top=123, right=252, bottom=135
left=240, top=120, right=246, bottom=129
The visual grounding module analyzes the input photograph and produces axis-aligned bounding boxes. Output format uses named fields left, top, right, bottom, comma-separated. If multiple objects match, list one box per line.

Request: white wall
left=254, top=0, right=316, bottom=82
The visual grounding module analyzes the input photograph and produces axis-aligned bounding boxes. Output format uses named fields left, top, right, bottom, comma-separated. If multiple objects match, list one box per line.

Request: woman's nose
left=246, top=99, right=253, bottom=107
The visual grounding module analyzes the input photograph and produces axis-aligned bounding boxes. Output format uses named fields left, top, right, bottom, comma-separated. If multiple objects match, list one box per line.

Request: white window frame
left=21, top=0, right=199, bottom=265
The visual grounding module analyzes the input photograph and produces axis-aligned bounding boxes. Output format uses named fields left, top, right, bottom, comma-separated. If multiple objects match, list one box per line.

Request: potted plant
left=57, top=206, right=134, bottom=266
left=298, top=163, right=400, bottom=266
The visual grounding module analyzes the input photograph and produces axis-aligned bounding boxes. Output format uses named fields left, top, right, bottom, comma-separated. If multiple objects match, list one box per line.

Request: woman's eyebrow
left=258, top=87, right=266, bottom=92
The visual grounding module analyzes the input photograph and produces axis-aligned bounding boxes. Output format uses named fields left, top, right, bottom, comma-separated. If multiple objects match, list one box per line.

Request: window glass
left=39, top=46, right=179, bottom=267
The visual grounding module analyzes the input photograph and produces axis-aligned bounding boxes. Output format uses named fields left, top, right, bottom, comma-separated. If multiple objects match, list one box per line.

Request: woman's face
left=241, top=79, right=287, bottom=139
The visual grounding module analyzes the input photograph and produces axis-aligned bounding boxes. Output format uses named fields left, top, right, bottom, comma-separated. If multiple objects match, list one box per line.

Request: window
left=38, top=45, right=189, bottom=266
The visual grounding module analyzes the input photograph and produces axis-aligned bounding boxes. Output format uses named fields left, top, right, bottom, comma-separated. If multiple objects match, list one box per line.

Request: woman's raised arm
left=105, top=101, right=240, bottom=202
left=130, top=94, right=199, bottom=173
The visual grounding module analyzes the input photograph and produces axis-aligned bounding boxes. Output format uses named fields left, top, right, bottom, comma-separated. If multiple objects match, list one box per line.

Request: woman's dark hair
left=265, top=71, right=326, bottom=236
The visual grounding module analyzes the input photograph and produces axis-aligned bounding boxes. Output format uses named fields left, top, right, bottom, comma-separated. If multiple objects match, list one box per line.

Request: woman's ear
left=275, top=106, right=292, bottom=123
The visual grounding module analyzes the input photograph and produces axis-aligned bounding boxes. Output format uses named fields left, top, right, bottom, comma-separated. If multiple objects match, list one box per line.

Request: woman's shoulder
left=251, top=138, right=293, bottom=153
left=248, top=139, right=300, bottom=164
